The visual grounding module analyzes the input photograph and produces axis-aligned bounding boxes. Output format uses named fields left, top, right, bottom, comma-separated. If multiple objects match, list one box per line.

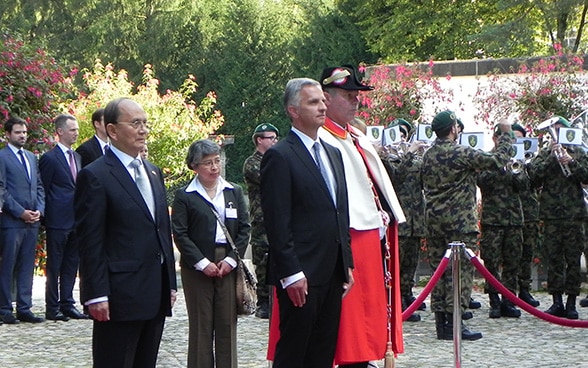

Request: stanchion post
left=449, top=241, right=464, bottom=368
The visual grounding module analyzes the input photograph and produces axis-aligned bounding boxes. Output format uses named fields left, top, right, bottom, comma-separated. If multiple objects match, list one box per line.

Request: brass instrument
left=383, top=141, right=410, bottom=161
left=506, top=160, right=524, bottom=174
left=536, top=117, right=572, bottom=177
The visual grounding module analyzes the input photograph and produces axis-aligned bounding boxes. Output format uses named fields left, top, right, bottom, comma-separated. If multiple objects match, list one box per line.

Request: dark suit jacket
left=260, top=130, right=352, bottom=287
left=76, top=136, right=104, bottom=168
left=171, top=182, right=250, bottom=269
left=0, top=147, right=45, bottom=228
left=74, top=150, right=177, bottom=321
left=39, top=146, right=81, bottom=229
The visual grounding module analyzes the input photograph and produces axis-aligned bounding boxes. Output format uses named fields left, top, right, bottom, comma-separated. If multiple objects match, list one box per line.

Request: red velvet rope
left=402, top=250, right=451, bottom=320
left=465, top=249, right=588, bottom=328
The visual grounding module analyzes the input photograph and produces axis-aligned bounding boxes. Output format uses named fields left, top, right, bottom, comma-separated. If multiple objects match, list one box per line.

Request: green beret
left=253, top=123, right=279, bottom=135
left=512, top=123, right=526, bottom=137
left=554, top=116, right=571, bottom=128
left=431, top=110, right=458, bottom=132
left=456, top=118, right=464, bottom=132
left=389, top=118, right=413, bottom=136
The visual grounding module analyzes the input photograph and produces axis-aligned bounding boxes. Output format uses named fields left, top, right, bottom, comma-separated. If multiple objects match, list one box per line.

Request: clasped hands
left=203, top=260, right=233, bottom=278
left=20, top=209, right=41, bottom=224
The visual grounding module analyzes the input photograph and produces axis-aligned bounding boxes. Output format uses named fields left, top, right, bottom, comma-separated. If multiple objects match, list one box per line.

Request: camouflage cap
left=431, top=110, right=458, bottom=132
left=253, top=123, right=279, bottom=135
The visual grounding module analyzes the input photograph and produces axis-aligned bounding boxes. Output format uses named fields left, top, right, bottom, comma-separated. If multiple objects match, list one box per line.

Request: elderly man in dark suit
left=0, top=116, right=45, bottom=324
left=74, top=98, right=177, bottom=367
left=40, top=114, right=87, bottom=321
left=76, top=108, right=109, bottom=167
left=261, top=77, right=353, bottom=368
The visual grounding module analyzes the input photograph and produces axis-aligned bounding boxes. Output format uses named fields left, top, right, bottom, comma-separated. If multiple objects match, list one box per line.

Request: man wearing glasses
left=243, top=123, right=279, bottom=319
left=74, top=97, right=177, bottom=367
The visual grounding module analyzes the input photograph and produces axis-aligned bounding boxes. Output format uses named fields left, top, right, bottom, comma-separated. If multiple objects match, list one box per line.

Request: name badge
left=226, top=202, right=238, bottom=219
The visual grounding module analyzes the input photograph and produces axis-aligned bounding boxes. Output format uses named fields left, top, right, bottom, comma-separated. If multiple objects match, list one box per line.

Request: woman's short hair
left=185, top=139, right=221, bottom=170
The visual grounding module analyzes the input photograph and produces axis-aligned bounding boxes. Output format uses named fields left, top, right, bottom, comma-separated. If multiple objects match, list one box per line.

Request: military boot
left=545, top=293, right=566, bottom=317
left=488, top=293, right=501, bottom=319
left=565, top=294, right=579, bottom=320
left=579, top=294, right=588, bottom=307
left=500, top=296, right=521, bottom=318
left=468, top=297, right=482, bottom=309
left=519, top=288, right=540, bottom=307
left=434, top=312, right=447, bottom=340
left=405, top=294, right=426, bottom=311
left=444, top=313, right=483, bottom=341
left=402, top=297, right=421, bottom=322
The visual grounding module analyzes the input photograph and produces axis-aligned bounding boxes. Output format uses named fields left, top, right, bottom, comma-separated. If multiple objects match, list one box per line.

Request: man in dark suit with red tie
left=74, top=98, right=177, bottom=367
left=40, top=114, right=87, bottom=321
left=76, top=108, right=109, bottom=167
left=261, top=78, right=353, bottom=368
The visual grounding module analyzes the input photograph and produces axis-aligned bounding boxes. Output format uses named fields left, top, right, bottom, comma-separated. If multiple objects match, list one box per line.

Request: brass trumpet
left=536, top=117, right=572, bottom=177
left=506, top=160, right=524, bottom=174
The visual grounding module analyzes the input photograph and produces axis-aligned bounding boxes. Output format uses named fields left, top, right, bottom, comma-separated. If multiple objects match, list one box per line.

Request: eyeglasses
left=261, top=136, right=279, bottom=142
left=117, top=120, right=151, bottom=129
left=198, top=158, right=224, bottom=168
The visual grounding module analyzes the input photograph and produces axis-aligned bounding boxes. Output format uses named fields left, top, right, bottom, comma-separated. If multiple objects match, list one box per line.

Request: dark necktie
left=312, top=142, right=336, bottom=203
left=67, top=150, right=77, bottom=181
left=130, top=159, right=155, bottom=219
left=18, top=149, right=29, bottom=180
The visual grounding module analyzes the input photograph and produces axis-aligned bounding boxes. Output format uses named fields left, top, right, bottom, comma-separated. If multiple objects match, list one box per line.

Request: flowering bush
left=67, top=60, right=225, bottom=194
left=0, top=34, right=76, bottom=153
left=473, top=44, right=588, bottom=131
left=359, top=61, right=459, bottom=126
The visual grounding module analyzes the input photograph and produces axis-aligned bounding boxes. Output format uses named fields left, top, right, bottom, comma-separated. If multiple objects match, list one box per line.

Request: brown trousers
left=182, top=247, right=237, bottom=368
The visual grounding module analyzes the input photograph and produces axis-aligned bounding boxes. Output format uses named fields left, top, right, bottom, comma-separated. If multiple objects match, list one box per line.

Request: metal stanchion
left=449, top=241, right=464, bottom=368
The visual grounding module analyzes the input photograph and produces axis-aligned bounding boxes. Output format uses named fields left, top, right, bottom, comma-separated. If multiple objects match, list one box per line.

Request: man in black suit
left=0, top=117, right=45, bottom=324
left=76, top=108, right=109, bottom=167
left=261, top=78, right=353, bottom=368
left=40, top=114, right=88, bottom=321
left=74, top=98, right=177, bottom=367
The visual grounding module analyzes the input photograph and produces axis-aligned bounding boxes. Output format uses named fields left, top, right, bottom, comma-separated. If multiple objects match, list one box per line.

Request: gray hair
left=185, top=139, right=221, bottom=170
left=53, top=114, right=76, bottom=131
left=283, top=78, right=321, bottom=118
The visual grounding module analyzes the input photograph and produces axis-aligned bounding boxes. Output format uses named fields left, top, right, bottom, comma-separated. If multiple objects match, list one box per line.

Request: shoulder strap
left=209, top=205, right=243, bottom=263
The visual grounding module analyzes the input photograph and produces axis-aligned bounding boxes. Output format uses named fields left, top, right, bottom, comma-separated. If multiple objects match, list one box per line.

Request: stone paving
left=1, top=275, right=587, bottom=367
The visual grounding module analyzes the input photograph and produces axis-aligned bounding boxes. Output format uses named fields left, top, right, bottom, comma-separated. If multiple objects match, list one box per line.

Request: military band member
left=422, top=111, right=513, bottom=341
left=477, top=127, right=525, bottom=318
left=512, top=123, right=541, bottom=307
left=527, top=116, right=588, bottom=319
left=381, top=118, right=427, bottom=322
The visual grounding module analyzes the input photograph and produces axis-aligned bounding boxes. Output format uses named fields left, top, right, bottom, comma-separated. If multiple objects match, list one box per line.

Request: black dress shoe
left=46, top=311, right=70, bottom=321
left=16, top=312, right=45, bottom=323
left=462, top=311, right=473, bottom=320
left=61, top=307, right=90, bottom=320
left=1, top=314, right=19, bottom=324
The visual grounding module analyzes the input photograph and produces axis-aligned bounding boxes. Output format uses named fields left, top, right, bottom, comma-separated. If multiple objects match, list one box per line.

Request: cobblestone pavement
left=1, top=276, right=587, bottom=367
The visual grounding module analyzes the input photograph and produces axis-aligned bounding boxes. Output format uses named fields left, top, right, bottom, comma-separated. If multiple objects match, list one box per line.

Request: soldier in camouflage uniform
left=242, top=123, right=279, bottom=319
left=421, top=110, right=513, bottom=341
left=477, top=128, right=526, bottom=318
left=527, top=116, right=588, bottom=319
left=381, top=118, right=427, bottom=322
left=512, top=124, right=541, bottom=307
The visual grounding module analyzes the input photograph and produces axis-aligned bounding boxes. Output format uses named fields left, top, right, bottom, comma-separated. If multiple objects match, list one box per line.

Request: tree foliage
left=473, top=46, right=588, bottom=130
left=0, top=34, right=75, bottom=152
left=67, top=60, right=224, bottom=193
